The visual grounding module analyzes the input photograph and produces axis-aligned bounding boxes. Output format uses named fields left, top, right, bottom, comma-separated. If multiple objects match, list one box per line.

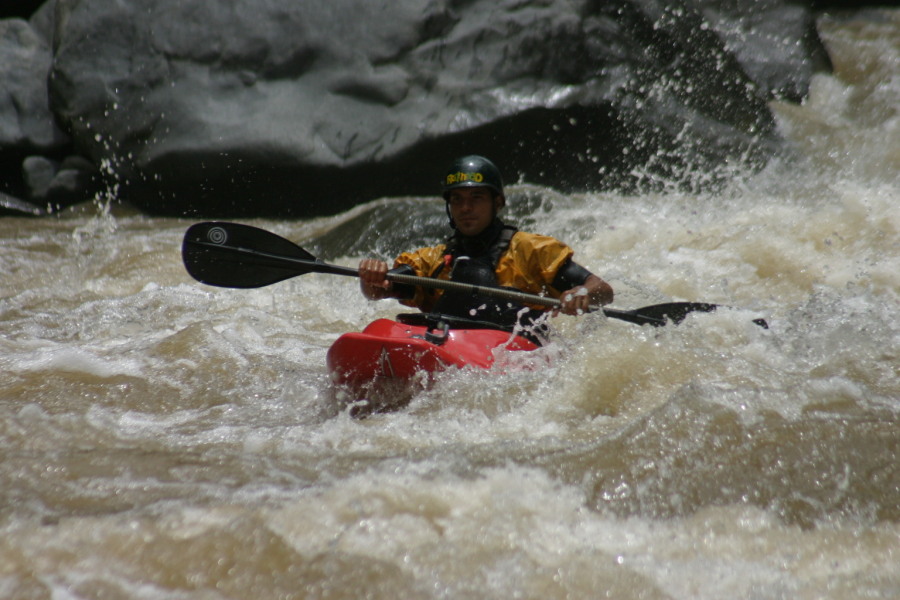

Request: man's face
left=446, top=187, right=501, bottom=236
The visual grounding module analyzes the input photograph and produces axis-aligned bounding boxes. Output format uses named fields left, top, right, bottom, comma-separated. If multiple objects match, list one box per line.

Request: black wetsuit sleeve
left=388, top=264, right=417, bottom=299
left=552, top=258, right=593, bottom=291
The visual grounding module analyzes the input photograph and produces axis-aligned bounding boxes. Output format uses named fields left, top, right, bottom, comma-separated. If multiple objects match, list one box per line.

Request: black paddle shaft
left=182, top=221, right=767, bottom=328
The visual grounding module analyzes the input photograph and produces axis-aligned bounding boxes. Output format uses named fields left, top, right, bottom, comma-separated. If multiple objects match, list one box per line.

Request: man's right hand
left=358, top=258, right=392, bottom=300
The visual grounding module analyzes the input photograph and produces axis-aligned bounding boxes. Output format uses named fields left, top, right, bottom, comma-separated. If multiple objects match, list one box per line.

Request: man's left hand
left=557, top=274, right=614, bottom=315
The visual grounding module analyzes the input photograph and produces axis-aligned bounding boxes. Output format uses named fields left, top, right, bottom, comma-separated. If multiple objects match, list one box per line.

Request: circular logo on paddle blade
left=207, top=227, right=227, bottom=244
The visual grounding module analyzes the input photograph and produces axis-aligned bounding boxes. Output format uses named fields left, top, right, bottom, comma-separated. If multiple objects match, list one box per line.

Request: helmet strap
left=445, top=201, right=456, bottom=229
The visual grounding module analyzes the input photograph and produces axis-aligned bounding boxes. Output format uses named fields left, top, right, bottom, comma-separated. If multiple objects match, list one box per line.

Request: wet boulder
left=0, top=16, right=73, bottom=213
left=0, top=5, right=101, bottom=216
left=0, top=19, right=56, bottom=154
left=14, top=1, right=834, bottom=217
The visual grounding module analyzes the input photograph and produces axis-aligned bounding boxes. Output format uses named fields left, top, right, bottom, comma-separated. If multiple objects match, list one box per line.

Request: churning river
left=1, top=10, right=897, bottom=600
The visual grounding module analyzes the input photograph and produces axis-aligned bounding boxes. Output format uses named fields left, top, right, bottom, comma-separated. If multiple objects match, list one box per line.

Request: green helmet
left=441, top=155, right=504, bottom=199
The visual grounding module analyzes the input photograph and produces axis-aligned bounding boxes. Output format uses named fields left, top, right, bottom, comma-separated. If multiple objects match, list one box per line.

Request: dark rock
left=0, top=18, right=67, bottom=152
left=23, top=153, right=100, bottom=207
left=29, top=1, right=56, bottom=42
left=0, top=1, right=47, bottom=20
left=700, top=0, right=832, bottom=102
left=0, top=15, right=72, bottom=207
left=46, top=154, right=101, bottom=205
left=10, top=0, right=828, bottom=217
left=23, top=155, right=58, bottom=198
left=0, top=190, right=46, bottom=216
left=808, top=0, right=886, bottom=9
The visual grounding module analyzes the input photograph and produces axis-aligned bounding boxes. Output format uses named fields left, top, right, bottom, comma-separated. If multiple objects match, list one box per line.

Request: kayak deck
left=326, top=317, right=539, bottom=413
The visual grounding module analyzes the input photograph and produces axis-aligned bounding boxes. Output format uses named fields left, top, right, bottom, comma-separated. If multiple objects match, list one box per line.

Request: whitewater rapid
left=1, top=9, right=897, bottom=600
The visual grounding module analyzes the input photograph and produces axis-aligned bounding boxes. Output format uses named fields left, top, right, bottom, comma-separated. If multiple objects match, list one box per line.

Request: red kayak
left=326, top=314, right=540, bottom=413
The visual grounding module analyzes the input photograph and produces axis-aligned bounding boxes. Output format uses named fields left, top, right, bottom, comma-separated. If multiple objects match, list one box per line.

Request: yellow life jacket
left=394, top=230, right=574, bottom=313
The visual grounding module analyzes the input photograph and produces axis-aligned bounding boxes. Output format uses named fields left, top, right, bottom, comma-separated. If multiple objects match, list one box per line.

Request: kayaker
left=358, top=155, right=613, bottom=331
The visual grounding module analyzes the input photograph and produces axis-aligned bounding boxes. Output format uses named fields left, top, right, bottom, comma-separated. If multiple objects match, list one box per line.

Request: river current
left=1, top=10, right=897, bottom=600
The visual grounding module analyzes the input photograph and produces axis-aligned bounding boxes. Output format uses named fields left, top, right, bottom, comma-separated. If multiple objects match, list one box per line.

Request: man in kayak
left=358, top=155, right=613, bottom=332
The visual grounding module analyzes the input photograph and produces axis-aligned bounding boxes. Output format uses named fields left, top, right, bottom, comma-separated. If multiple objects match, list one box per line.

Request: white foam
left=14, top=346, right=144, bottom=378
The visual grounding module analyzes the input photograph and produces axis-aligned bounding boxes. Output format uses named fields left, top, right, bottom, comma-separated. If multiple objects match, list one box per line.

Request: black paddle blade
left=633, top=302, right=718, bottom=325
left=182, top=222, right=316, bottom=288
left=630, top=302, right=768, bottom=329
